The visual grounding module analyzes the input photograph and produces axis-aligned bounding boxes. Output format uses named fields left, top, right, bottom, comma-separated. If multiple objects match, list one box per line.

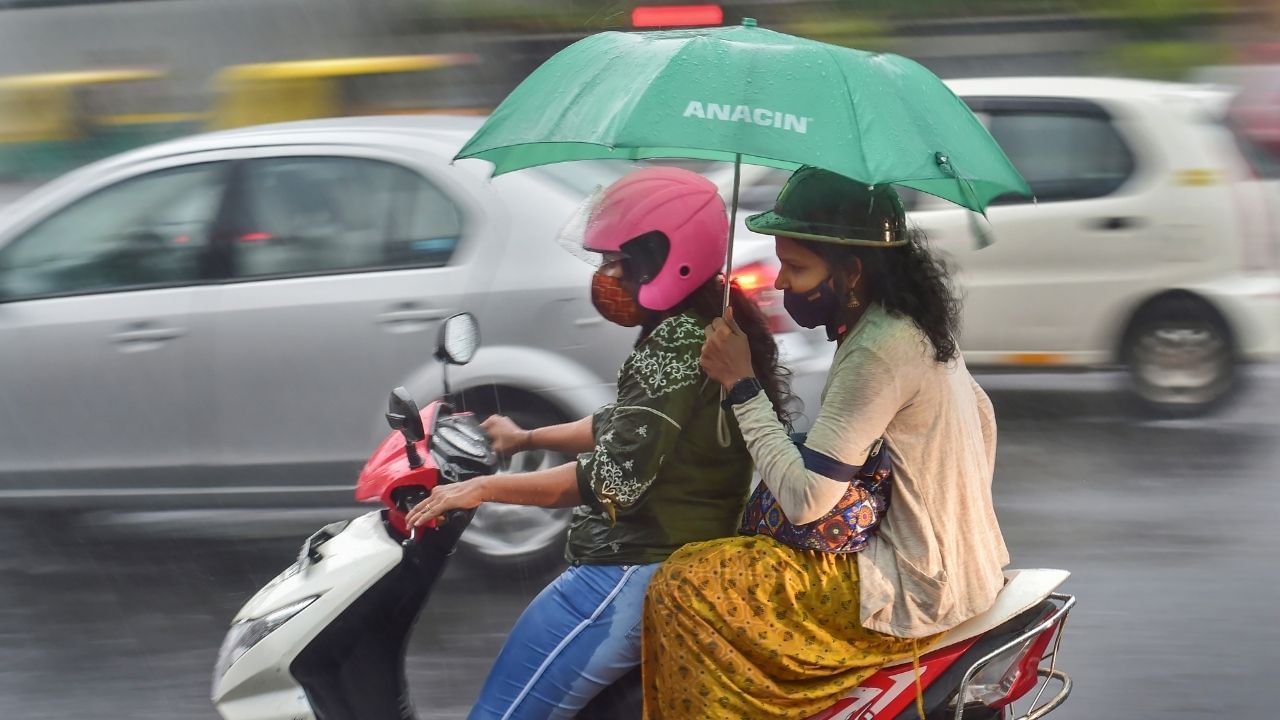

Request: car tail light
left=733, top=261, right=792, bottom=334
left=631, top=4, right=723, bottom=28
left=957, top=621, right=1060, bottom=710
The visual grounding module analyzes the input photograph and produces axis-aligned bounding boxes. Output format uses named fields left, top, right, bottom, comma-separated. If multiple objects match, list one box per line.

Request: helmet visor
left=556, top=185, right=606, bottom=268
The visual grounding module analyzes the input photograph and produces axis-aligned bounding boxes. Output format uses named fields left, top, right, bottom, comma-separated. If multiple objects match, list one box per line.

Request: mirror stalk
left=403, top=437, right=424, bottom=469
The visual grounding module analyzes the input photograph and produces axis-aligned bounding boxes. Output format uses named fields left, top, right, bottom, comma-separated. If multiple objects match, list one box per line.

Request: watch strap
left=722, top=376, right=763, bottom=409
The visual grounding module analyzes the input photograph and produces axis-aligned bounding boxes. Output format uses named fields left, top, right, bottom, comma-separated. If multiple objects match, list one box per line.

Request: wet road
left=1, top=368, right=1278, bottom=719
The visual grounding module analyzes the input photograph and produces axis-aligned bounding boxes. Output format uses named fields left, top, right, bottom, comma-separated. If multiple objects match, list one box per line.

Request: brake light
left=958, top=622, right=1060, bottom=710
left=733, top=261, right=792, bottom=334
left=239, top=232, right=273, bottom=243
left=631, top=4, right=723, bottom=28
left=734, top=266, right=771, bottom=293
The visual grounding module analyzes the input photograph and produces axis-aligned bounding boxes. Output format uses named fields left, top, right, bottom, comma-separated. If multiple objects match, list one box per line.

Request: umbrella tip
left=742, top=17, right=757, bottom=27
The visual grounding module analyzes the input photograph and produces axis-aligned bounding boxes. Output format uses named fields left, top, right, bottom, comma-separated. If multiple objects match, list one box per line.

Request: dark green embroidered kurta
left=566, top=311, right=753, bottom=566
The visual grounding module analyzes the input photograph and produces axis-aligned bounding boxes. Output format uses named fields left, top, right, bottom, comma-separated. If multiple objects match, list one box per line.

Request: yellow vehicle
left=208, top=53, right=481, bottom=130
left=0, top=69, right=201, bottom=180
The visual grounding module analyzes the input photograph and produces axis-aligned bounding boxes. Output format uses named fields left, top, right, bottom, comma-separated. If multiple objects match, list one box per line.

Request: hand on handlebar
left=480, top=414, right=529, bottom=457
left=406, top=479, right=488, bottom=528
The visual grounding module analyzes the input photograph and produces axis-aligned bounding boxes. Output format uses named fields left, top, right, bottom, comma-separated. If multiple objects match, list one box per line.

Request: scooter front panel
left=213, top=511, right=402, bottom=717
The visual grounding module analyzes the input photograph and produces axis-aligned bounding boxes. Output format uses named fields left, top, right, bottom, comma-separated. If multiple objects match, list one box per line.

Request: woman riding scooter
left=405, top=167, right=791, bottom=720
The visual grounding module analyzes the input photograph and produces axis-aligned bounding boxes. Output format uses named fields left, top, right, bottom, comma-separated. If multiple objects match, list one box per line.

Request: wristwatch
left=722, top=376, right=763, bottom=409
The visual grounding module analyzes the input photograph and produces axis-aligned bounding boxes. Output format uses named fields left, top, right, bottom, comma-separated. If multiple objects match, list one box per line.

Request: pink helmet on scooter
left=583, top=167, right=728, bottom=312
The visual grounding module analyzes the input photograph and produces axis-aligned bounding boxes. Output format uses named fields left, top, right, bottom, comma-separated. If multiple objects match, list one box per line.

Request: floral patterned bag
left=738, top=437, right=891, bottom=554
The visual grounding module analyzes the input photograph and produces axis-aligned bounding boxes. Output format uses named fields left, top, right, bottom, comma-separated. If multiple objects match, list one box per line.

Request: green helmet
left=746, top=166, right=908, bottom=247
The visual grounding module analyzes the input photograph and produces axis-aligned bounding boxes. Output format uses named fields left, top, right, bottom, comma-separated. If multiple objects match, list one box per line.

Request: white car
left=720, top=77, right=1280, bottom=414
left=0, top=115, right=826, bottom=565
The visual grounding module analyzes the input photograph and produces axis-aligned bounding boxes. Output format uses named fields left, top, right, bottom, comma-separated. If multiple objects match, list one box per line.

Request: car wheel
left=455, top=399, right=574, bottom=569
left=1122, top=296, right=1237, bottom=416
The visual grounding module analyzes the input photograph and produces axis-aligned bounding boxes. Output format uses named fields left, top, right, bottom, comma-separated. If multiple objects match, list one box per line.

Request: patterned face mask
left=591, top=271, right=646, bottom=327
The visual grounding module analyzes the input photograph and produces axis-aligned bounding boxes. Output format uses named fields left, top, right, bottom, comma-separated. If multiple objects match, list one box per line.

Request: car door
left=0, top=158, right=229, bottom=500
left=204, top=147, right=492, bottom=497
left=910, top=97, right=1153, bottom=365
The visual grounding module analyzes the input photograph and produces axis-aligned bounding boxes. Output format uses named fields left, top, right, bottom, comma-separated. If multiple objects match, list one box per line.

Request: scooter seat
left=935, top=568, right=1070, bottom=648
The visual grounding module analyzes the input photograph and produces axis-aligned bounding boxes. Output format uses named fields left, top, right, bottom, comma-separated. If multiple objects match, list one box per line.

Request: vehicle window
left=733, top=168, right=928, bottom=212
left=986, top=111, right=1135, bottom=203
left=0, top=163, right=226, bottom=299
left=232, top=157, right=462, bottom=278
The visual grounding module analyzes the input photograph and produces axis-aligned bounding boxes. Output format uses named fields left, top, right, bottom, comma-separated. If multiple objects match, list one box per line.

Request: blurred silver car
left=0, top=116, right=827, bottom=563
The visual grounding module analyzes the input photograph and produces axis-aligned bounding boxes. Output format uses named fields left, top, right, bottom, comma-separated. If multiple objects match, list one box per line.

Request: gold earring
left=847, top=293, right=861, bottom=309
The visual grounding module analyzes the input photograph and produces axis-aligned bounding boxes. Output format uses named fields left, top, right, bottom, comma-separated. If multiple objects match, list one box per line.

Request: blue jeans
left=467, top=562, right=661, bottom=720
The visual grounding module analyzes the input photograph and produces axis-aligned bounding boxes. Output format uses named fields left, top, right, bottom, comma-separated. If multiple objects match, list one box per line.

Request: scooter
left=212, top=312, right=1075, bottom=720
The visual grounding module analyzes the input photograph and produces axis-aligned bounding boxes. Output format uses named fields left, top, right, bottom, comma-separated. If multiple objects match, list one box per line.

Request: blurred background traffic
left=0, top=1, right=1277, bottom=719
left=0, top=0, right=1278, bottom=185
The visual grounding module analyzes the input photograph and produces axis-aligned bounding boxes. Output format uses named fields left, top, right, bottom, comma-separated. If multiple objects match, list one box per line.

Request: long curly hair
left=796, top=230, right=962, bottom=363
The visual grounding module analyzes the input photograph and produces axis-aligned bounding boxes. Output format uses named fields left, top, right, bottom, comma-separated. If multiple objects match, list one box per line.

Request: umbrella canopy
left=455, top=19, right=1031, bottom=213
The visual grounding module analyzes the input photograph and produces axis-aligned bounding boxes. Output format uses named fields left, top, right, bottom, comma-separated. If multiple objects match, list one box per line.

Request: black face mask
left=783, top=277, right=841, bottom=334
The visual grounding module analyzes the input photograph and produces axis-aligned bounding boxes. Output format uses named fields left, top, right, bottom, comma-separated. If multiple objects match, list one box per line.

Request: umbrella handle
left=722, top=153, right=742, bottom=311
left=717, top=153, right=743, bottom=440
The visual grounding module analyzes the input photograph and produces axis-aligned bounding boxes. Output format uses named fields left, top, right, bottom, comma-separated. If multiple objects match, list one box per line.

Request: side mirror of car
left=436, top=312, right=479, bottom=366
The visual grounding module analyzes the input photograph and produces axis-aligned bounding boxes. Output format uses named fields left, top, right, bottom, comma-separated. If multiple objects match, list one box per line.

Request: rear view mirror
left=436, top=312, right=479, bottom=366
left=386, top=387, right=426, bottom=443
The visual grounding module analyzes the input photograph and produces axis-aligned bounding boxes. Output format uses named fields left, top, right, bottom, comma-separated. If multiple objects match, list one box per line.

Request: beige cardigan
left=733, top=304, right=1009, bottom=638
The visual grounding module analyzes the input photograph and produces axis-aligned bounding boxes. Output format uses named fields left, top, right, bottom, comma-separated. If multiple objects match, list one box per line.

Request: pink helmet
left=583, top=167, right=727, bottom=312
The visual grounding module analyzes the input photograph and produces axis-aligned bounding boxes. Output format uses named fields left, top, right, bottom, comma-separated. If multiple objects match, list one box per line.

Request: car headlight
left=212, top=596, right=318, bottom=689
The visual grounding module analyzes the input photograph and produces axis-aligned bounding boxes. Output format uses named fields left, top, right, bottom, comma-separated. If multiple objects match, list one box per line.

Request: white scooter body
left=213, top=511, right=399, bottom=720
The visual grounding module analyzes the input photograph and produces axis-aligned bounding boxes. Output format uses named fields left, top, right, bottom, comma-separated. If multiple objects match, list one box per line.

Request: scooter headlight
left=213, top=596, right=318, bottom=687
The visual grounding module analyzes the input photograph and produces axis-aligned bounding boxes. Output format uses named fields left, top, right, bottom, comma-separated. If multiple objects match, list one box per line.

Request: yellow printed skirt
left=642, top=535, right=934, bottom=719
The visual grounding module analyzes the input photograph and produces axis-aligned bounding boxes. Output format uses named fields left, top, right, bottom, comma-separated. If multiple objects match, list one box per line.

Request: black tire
left=1120, top=295, right=1239, bottom=417
left=453, top=391, right=574, bottom=572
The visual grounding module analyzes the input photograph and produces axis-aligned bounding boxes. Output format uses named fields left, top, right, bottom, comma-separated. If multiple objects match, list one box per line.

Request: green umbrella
left=456, top=18, right=1031, bottom=299
left=456, top=18, right=1029, bottom=210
